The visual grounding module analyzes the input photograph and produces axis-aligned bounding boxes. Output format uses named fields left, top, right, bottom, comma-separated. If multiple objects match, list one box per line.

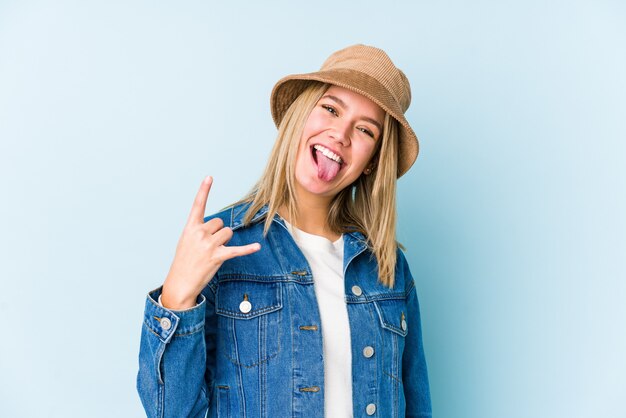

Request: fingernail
left=204, top=175, right=212, bottom=184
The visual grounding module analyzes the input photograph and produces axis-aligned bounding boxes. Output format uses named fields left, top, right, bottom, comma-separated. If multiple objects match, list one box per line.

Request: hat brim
left=270, top=68, right=418, bottom=178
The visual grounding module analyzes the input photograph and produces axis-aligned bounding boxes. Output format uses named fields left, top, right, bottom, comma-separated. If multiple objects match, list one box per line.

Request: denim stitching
left=157, top=381, right=164, bottom=418
left=259, top=313, right=267, bottom=417
left=216, top=304, right=282, bottom=319
left=383, top=370, right=402, bottom=384
left=155, top=343, right=165, bottom=386
left=223, top=349, right=279, bottom=368
left=393, top=332, right=399, bottom=418
left=217, top=385, right=230, bottom=418
left=219, top=274, right=288, bottom=281
left=235, top=335, right=247, bottom=417
left=144, top=321, right=165, bottom=340
left=172, top=326, right=205, bottom=337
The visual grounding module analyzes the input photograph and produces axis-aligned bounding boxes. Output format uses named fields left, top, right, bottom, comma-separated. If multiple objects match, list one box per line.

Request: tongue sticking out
left=316, top=149, right=341, bottom=182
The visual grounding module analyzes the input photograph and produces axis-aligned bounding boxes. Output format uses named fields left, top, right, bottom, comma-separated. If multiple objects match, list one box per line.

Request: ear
left=363, top=163, right=376, bottom=175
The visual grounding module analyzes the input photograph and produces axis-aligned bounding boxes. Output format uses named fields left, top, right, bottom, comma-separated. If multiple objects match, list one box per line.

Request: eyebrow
left=322, top=94, right=383, bottom=133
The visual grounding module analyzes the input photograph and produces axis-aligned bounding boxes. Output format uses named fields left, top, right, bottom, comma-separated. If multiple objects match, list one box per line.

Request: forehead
left=323, top=85, right=385, bottom=119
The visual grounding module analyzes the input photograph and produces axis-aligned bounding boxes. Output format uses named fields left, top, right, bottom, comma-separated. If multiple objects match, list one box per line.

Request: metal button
left=363, top=346, right=374, bottom=358
left=239, top=300, right=252, bottom=313
left=401, top=319, right=407, bottom=331
left=366, top=403, right=376, bottom=415
left=351, top=285, right=362, bottom=296
left=160, top=317, right=172, bottom=331
left=239, top=294, right=252, bottom=313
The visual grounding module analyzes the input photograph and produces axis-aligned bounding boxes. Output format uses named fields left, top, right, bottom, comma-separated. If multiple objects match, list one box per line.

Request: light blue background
left=1, top=1, right=624, bottom=417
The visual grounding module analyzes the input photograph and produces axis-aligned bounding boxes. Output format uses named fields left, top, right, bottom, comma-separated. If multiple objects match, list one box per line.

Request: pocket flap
left=374, top=298, right=408, bottom=337
left=216, top=280, right=283, bottom=319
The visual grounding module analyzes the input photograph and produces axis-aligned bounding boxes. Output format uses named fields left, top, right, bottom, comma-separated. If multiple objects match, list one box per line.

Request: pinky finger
left=219, top=243, right=262, bottom=261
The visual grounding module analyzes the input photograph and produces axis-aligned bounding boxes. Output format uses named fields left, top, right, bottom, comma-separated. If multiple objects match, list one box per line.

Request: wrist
left=161, top=284, right=197, bottom=310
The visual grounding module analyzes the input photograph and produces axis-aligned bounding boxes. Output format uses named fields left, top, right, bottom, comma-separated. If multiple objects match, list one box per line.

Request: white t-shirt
left=284, top=220, right=354, bottom=418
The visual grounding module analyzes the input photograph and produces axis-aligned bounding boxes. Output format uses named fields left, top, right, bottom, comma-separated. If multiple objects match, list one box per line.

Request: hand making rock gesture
left=160, top=176, right=261, bottom=310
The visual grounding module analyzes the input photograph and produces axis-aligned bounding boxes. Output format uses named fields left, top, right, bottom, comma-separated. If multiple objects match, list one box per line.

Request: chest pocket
left=216, top=279, right=283, bottom=367
left=373, top=297, right=408, bottom=380
left=374, top=298, right=408, bottom=337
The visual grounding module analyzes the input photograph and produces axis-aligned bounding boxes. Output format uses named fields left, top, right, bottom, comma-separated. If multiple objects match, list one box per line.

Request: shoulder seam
left=405, top=279, right=416, bottom=298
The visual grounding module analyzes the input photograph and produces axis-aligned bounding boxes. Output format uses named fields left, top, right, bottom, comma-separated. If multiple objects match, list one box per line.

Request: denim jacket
left=137, top=201, right=432, bottom=418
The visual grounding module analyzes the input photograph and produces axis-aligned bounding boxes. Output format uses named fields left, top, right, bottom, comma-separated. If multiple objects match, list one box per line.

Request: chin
left=295, top=172, right=340, bottom=198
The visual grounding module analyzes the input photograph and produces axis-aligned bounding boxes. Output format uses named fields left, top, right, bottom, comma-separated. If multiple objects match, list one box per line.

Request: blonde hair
left=231, top=81, right=403, bottom=288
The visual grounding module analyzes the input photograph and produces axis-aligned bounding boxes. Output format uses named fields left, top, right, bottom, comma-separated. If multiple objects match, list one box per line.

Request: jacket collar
left=228, top=200, right=369, bottom=254
left=229, top=200, right=268, bottom=229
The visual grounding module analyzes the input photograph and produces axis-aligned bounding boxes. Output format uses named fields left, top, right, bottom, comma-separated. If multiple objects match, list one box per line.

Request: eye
left=321, top=104, right=338, bottom=116
left=358, top=127, right=375, bottom=138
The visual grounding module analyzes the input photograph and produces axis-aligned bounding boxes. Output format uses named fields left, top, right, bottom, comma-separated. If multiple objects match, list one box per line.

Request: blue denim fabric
left=137, top=202, right=432, bottom=418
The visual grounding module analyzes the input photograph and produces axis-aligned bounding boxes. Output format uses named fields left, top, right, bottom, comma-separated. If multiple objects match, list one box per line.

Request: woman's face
left=293, top=85, right=385, bottom=201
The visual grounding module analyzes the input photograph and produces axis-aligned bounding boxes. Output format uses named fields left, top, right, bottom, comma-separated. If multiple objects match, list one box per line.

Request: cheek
left=302, top=111, right=327, bottom=135
left=296, top=114, right=325, bottom=159
left=353, top=142, right=377, bottom=168
left=295, top=133, right=313, bottom=167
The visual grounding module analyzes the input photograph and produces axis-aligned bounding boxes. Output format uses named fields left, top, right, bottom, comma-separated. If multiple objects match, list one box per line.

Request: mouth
left=312, top=144, right=344, bottom=165
left=310, top=144, right=345, bottom=182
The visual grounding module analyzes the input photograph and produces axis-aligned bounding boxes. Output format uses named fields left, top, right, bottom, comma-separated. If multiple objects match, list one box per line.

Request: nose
left=329, top=119, right=351, bottom=147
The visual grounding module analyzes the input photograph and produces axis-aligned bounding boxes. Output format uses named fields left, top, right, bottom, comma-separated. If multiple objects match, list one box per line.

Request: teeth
left=313, top=144, right=343, bottom=164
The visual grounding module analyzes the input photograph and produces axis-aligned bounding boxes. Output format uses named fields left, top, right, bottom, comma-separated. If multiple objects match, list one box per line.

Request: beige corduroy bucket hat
left=270, top=43, right=419, bottom=178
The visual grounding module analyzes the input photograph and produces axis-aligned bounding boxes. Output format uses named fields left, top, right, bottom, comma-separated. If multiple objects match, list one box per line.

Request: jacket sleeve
left=401, top=252, right=433, bottom=417
left=136, top=283, right=218, bottom=418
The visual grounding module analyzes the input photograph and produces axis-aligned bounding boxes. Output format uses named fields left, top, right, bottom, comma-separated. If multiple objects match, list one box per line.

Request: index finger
left=187, top=175, right=213, bottom=225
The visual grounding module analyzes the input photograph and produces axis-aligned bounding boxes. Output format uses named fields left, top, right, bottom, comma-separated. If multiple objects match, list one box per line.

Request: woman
left=137, top=44, right=432, bottom=418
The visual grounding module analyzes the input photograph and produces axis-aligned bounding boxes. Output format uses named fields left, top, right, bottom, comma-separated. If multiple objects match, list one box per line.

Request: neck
left=278, top=185, right=341, bottom=242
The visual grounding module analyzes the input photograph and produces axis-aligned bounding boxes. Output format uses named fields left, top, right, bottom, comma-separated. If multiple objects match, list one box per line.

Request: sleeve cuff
left=143, top=286, right=206, bottom=344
